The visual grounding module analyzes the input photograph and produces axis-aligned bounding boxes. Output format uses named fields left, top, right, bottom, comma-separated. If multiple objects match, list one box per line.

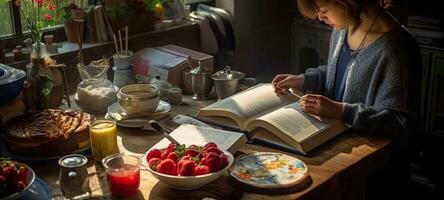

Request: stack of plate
left=105, top=100, right=171, bottom=128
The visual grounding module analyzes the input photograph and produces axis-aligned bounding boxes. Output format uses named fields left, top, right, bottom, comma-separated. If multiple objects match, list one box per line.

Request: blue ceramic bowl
left=0, top=64, right=26, bottom=106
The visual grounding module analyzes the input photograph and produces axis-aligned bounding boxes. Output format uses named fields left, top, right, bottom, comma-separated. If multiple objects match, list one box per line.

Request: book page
left=248, top=102, right=328, bottom=142
left=150, top=124, right=247, bottom=154
left=197, top=84, right=297, bottom=129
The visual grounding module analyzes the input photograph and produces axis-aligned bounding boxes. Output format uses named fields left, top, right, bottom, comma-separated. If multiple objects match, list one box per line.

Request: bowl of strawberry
left=144, top=142, right=233, bottom=190
left=0, top=159, right=35, bottom=199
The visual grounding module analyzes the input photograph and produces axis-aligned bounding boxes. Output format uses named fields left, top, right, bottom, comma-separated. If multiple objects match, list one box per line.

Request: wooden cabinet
left=422, top=46, right=444, bottom=137
left=232, top=0, right=299, bottom=78
left=291, top=20, right=332, bottom=74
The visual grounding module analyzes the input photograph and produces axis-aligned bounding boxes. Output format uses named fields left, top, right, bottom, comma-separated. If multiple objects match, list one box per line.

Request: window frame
left=1, top=0, right=65, bottom=49
left=1, top=0, right=216, bottom=49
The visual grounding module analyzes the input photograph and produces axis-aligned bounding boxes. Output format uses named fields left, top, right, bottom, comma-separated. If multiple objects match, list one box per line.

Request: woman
left=272, top=0, right=421, bottom=197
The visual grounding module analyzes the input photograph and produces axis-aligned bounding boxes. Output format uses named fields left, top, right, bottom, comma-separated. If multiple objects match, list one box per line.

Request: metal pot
left=211, top=66, right=245, bottom=100
left=191, top=71, right=212, bottom=100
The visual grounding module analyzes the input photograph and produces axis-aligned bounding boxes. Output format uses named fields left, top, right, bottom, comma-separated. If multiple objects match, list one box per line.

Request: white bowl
left=117, top=84, right=160, bottom=115
left=144, top=150, right=234, bottom=190
left=1, top=160, right=36, bottom=200
left=118, top=84, right=159, bottom=100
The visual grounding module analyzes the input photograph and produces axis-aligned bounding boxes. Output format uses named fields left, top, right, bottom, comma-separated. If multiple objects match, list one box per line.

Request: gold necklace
left=351, top=12, right=381, bottom=57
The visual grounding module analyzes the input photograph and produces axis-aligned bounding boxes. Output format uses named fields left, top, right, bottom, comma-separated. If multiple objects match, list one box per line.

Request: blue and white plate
left=230, top=152, right=309, bottom=188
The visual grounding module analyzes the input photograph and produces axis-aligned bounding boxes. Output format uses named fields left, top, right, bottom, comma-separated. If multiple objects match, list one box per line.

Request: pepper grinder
left=190, top=61, right=212, bottom=100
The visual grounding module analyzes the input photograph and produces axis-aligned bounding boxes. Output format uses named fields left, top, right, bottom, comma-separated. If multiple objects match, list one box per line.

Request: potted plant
left=105, top=0, right=159, bottom=34
left=61, top=1, right=83, bottom=43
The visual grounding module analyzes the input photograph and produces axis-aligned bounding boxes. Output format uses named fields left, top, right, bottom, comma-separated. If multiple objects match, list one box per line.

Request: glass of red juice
left=102, top=154, right=141, bottom=197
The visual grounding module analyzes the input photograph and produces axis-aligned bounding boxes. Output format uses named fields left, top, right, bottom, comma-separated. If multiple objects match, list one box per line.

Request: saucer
left=229, top=152, right=309, bottom=189
left=106, top=101, right=171, bottom=128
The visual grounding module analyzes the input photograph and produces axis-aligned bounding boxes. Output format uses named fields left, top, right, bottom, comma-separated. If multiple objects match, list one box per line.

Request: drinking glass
left=89, top=119, right=118, bottom=161
left=102, top=154, right=141, bottom=198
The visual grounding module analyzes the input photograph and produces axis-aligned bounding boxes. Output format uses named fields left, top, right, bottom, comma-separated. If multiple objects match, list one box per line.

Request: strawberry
left=1, top=166, right=12, bottom=177
left=177, top=159, right=186, bottom=171
left=161, top=149, right=171, bottom=160
left=200, top=156, right=207, bottom=165
left=204, top=152, right=222, bottom=172
left=166, top=152, right=178, bottom=162
left=146, top=149, right=162, bottom=161
left=184, top=149, right=199, bottom=157
left=157, top=159, right=177, bottom=175
left=166, top=143, right=175, bottom=153
left=177, top=160, right=195, bottom=176
left=148, top=158, right=162, bottom=171
left=177, top=155, right=193, bottom=170
left=204, top=142, right=217, bottom=150
left=17, top=166, right=28, bottom=183
left=179, top=155, right=192, bottom=162
left=204, top=146, right=222, bottom=155
left=219, top=153, right=229, bottom=168
left=16, top=181, right=26, bottom=192
left=0, top=175, right=5, bottom=185
left=193, top=165, right=210, bottom=175
left=8, top=167, right=20, bottom=183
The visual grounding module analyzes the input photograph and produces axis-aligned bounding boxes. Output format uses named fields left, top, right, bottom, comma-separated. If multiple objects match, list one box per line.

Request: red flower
left=42, top=14, right=53, bottom=21
left=48, top=4, right=55, bottom=11
left=33, top=0, right=43, bottom=4
left=15, top=0, right=20, bottom=6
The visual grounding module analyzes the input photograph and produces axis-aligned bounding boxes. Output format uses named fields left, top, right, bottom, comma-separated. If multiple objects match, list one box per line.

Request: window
left=21, top=0, right=69, bottom=32
left=0, top=0, right=12, bottom=36
left=1, top=0, right=81, bottom=39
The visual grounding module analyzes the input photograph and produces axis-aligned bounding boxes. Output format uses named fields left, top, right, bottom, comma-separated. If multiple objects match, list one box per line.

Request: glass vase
left=26, top=43, right=53, bottom=110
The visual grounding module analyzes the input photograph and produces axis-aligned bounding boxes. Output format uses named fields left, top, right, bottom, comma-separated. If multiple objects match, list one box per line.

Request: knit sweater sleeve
left=302, top=65, right=327, bottom=94
left=302, top=29, right=341, bottom=94
left=342, top=104, right=410, bottom=148
left=341, top=41, right=420, bottom=149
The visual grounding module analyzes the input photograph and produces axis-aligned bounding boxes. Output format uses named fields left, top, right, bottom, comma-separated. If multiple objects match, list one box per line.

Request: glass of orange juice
left=89, top=119, right=119, bottom=161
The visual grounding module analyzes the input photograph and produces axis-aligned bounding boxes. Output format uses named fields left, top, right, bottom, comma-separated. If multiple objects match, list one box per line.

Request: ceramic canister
left=113, top=66, right=134, bottom=89
left=58, top=154, right=89, bottom=198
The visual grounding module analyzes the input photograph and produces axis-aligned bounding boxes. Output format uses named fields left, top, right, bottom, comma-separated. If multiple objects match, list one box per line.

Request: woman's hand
left=272, top=74, right=304, bottom=95
left=299, top=94, right=344, bottom=119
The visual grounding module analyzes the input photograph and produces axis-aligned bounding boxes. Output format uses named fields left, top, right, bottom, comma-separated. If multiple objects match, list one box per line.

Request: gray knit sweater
left=303, top=27, right=422, bottom=149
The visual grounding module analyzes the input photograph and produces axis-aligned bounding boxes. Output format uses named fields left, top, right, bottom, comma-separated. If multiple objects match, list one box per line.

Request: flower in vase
left=15, top=0, right=56, bottom=58
left=14, top=0, right=57, bottom=110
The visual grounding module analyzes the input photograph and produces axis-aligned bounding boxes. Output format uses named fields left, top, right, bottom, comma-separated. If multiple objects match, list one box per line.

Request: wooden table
left=32, top=96, right=391, bottom=200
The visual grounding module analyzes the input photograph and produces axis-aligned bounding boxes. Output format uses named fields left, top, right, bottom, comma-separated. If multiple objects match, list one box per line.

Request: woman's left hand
left=299, top=94, right=344, bottom=119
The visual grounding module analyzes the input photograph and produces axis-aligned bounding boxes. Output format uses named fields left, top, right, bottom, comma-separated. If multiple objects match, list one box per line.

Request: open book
left=150, top=124, right=247, bottom=154
left=195, top=84, right=350, bottom=154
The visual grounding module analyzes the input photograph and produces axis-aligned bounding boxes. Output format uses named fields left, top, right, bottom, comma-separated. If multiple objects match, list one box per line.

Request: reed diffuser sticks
left=125, top=26, right=129, bottom=52
left=113, top=34, right=119, bottom=57
left=112, top=26, right=130, bottom=57
left=118, top=30, right=123, bottom=55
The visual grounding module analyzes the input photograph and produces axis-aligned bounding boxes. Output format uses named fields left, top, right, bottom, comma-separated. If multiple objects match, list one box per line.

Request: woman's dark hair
left=297, top=0, right=391, bottom=32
